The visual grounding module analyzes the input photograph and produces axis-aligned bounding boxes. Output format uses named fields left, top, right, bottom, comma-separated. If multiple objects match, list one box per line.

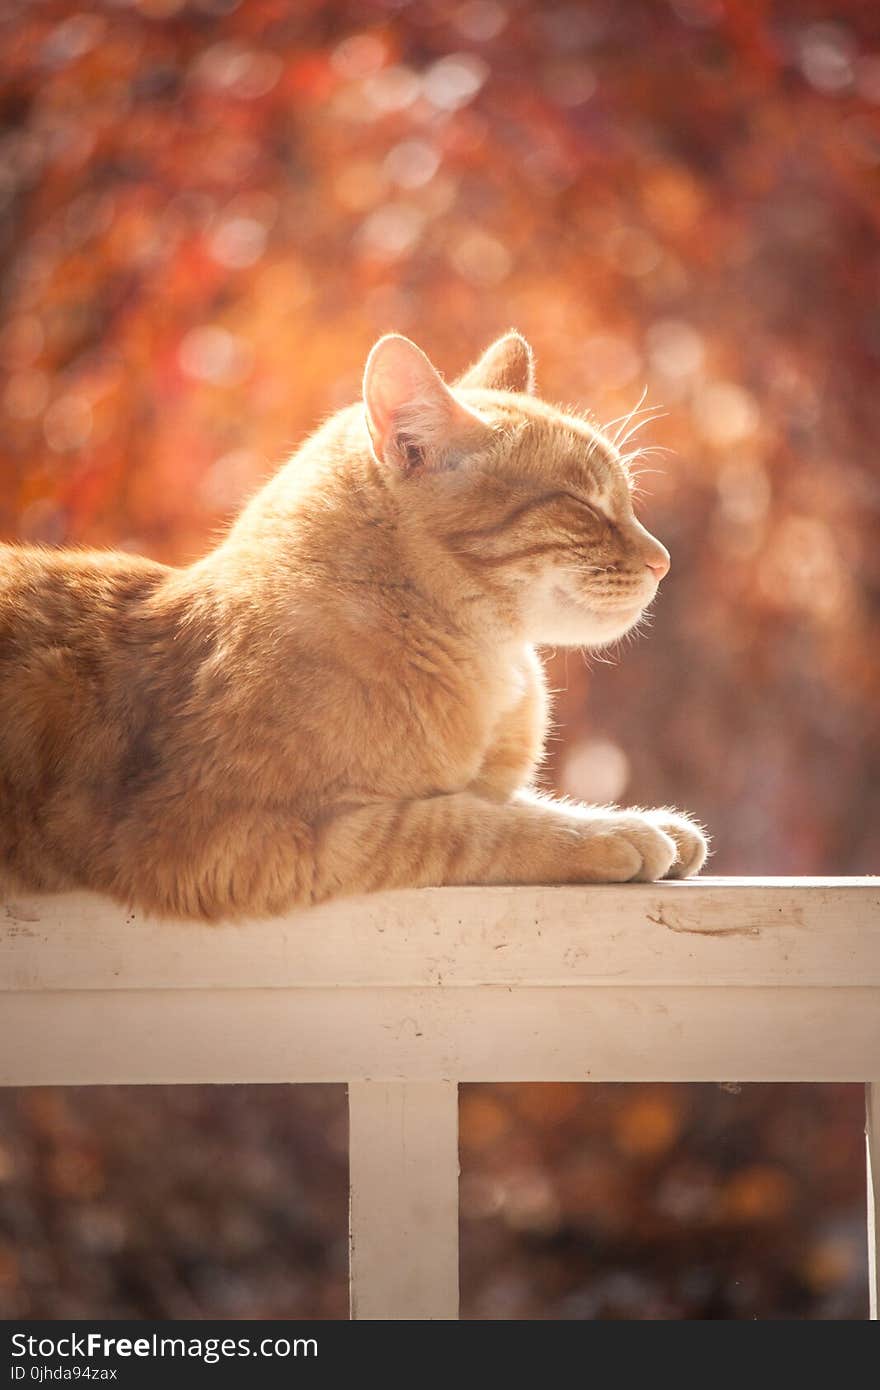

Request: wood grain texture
left=2, top=878, right=878, bottom=1322
left=349, top=1082, right=459, bottom=1320
left=2, top=878, right=878, bottom=991
left=2, top=984, right=878, bottom=1086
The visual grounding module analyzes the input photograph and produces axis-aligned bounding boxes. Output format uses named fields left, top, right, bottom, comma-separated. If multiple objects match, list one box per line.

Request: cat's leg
left=466, top=652, right=708, bottom=878
left=311, top=791, right=692, bottom=903
left=515, top=790, right=709, bottom=881
left=640, top=805, right=709, bottom=878
left=119, top=793, right=705, bottom=918
left=469, top=716, right=542, bottom=801
left=469, top=648, right=547, bottom=801
left=108, top=804, right=317, bottom=920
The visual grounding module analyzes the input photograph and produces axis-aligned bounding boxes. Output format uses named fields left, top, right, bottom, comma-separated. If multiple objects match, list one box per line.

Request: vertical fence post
left=868, top=1082, right=879, bottom=1321
left=348, top=1080, right=459, bottom=1320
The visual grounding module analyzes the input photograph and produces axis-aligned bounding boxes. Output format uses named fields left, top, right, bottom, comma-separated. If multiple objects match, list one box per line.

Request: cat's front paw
left=581, top=815, right=679, bottom=882
left=642, top=808, right=709, bottom=878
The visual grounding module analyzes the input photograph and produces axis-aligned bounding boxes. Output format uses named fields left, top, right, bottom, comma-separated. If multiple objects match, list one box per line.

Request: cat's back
left=0, top=542, right=170, bottom=779
left=0, top=542, right=182, bottom=888
left=0, top=542, right=167, bottom=635
left=0, top=541, right=137, bottom=585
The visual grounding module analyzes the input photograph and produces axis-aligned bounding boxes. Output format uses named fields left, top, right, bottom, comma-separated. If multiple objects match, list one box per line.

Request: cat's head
left=362, top=332, right=670, bottom=649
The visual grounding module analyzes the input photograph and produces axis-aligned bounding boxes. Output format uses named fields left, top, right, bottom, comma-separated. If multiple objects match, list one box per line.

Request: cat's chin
left=535, top=587, right=647, bottom=649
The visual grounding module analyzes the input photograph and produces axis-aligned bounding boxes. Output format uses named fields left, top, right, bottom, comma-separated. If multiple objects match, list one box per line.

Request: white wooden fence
left=1, top=876, right=878, bottom=1320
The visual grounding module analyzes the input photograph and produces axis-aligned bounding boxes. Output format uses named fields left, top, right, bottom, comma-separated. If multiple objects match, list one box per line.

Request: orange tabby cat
left=0, top=333, right=708, bottom=919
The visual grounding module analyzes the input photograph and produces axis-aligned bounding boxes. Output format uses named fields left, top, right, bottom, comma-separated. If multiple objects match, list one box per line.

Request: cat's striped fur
left=0, top=333, right=707, bottom=918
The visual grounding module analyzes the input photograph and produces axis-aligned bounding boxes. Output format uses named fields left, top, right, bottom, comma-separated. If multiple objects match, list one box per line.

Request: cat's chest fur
left=301, top=626, right=546, bottom=805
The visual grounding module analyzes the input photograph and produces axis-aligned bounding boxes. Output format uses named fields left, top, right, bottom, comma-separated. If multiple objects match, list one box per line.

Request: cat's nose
left=645, top=548, right=670, bottom=581
left=632, top=520, right=670, bottom=582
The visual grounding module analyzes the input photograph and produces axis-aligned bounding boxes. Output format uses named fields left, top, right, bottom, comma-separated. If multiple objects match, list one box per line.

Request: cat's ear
left=363, top=334, right=488, bottom=474
left=455, top=332, right=535, bottom=394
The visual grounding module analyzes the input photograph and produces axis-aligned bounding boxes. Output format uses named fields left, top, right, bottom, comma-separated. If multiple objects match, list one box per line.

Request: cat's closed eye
left=562, top=493, right=608, bottom=526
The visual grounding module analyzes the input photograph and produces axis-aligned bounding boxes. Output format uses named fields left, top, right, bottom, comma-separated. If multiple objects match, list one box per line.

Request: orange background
left=0, top=0, right=876, bottom=1319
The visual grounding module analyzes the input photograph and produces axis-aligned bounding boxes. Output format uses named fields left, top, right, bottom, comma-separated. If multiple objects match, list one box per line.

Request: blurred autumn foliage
left=0, top=0, right=876, bottom=1320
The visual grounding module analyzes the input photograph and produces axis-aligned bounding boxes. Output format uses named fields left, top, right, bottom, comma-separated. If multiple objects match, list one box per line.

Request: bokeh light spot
left=560, top=739, right=630, bottom=804
left=423, top=53, right=489, bottom=110
left=178, top=327, right=254, bottom=386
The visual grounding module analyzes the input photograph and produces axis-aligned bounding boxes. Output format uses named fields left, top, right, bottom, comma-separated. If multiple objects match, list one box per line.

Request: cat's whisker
left=620, top=447, right=671, bottom=468
left=583, top=644, right=618, bottom=667
left=614, top=410, right=668, bottom=451
left=630, top=442, right=672, bottom=456
left=604, top=387, right=650, bottom=444
left=0, top=328, right=707, bottom=918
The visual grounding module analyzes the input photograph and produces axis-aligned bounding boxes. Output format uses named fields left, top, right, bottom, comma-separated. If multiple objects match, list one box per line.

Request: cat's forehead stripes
left=466, top=391, right=634, bottom=516
left=578, top=437, right=634, bottom=515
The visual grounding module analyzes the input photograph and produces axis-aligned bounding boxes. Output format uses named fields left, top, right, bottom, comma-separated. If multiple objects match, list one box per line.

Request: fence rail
left=1, top=877, right=878, bottom=1319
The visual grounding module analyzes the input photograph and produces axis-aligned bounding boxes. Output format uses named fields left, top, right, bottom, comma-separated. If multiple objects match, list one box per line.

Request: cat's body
left=0, top=334, right=708, bottom=918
